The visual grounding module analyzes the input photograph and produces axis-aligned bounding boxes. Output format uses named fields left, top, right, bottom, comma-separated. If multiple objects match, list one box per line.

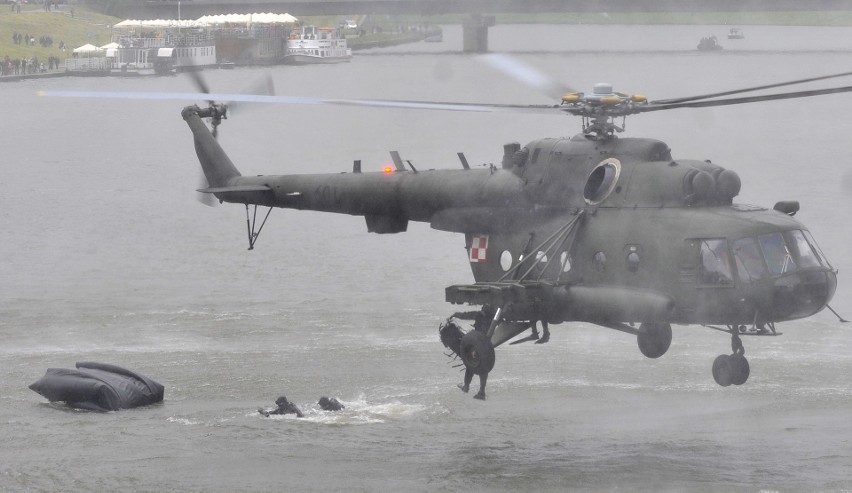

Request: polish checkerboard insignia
left=469, top=235, right=489, bottom=263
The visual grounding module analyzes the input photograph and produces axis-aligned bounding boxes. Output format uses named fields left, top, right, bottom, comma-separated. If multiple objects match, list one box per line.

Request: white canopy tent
left=113, top=19, right=210, bottom=29
left=195, top=13, right=298, bottom=25
left=113, top=14, right=296, bottom=29
left=72, top=43, right=104, bottom=55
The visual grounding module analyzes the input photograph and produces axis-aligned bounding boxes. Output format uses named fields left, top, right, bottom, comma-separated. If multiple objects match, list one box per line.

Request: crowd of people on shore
left=8, top=0, right=68, bottom=14
left=3, top=1, right=74, bottom=77
left=2, top=31, right=68, bottom=76
left=12, top=32, right=65, bottom=50
left=2, top=55, right=64, bottom=76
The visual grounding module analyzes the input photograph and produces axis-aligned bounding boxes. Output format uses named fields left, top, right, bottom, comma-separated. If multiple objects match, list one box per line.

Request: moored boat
left=697, top=35, right=722, bottom=51
left=282, top=26, right=352, bottom=64
left=108, top=19, right=218, bottom=74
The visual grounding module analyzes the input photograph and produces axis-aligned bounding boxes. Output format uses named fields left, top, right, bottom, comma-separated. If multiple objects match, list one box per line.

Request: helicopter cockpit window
left=757, top=233, right=797, bottom=275
left=732, top=237, right=767, bottom=282
left=785, top=230, right=821, bottom=270
left=758, top=232, right=797, bottom=275
left=803, top=229, right=833, bottom=269
left=699, top=239, right=734, bottom=285
left=584, top=158, right=621, bottom=205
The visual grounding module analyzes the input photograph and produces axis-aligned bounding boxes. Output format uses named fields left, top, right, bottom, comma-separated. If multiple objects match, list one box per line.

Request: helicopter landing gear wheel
left=637, top=322, right=672, bottom=359
left=712, top=354, right=734, bottom=387
left=459, top=330, right=495, bottom=376
left=729, top=353, right=750, bottom=386
left=712, top=353, right=750, bottom=387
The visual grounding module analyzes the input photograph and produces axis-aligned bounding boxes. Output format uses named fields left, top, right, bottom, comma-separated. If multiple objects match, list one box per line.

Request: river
left=2, top=23, right=852, bottom=491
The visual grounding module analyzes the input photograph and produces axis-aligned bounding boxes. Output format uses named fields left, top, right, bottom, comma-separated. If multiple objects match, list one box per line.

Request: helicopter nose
left=768, top=269, right=837, bottom=321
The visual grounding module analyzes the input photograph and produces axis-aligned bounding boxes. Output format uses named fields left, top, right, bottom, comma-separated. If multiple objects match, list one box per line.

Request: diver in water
left=258, top=395, right=304, bottom=418
left=318, top=396, right=345, bottom=411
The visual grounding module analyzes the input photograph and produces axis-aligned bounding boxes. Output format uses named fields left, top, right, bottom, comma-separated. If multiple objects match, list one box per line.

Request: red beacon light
left=383, top=166, right=394, bottom=174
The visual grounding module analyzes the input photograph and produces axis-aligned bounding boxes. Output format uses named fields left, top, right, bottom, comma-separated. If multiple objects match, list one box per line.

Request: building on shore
left=66, top=13, right=297, bottom=75
left=199, top=13, right=297, bottom=66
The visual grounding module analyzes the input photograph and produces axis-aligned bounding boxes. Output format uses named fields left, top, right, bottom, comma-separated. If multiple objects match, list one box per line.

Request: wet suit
left=259, top=396, right=304, bottom=418
left=442, top=309, right=492, bottom=400
left=318, top=397, right=345, bottom=411
left=458, top=368, right=487, bottom=400
left=509, top=319, right=551, bottom=345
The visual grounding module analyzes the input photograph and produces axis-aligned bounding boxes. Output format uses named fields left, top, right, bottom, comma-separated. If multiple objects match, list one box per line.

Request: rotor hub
left=560, top=84, right=648, bottom=138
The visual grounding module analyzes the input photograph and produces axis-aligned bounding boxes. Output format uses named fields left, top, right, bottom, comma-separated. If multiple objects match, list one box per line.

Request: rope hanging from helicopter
left=245, top=203, right=273, bottom=251
left=496, top=209, right=585, bottom=284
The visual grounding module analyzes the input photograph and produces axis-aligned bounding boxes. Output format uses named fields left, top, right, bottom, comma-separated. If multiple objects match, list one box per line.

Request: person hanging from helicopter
left=258, top=395, right=304, bottom=418
left=510, top=319, right=551, bottom=345
left=439, top=306, right=495, bottom=400
left=537, top=320, right=550, bottom=343
left=458, top=364, right=487, bottom=400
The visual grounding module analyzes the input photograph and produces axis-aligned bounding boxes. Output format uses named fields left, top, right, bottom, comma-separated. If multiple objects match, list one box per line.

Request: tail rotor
left=187, top=71, right=275, bottom=206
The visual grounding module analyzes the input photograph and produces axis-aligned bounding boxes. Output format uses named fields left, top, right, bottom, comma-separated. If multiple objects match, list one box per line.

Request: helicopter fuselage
left=185, top=105, right=837, bottom=331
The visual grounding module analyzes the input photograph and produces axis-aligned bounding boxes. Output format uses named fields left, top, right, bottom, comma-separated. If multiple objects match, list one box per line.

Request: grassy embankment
left=0, top=5, right=116, bottom=63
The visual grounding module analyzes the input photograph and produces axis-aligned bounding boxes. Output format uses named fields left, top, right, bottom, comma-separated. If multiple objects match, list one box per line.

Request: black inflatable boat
left=29, top=362, right=164, bottom=411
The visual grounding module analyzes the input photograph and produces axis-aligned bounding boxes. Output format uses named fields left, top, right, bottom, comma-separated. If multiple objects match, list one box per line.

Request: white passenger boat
left=109, top=20, right=218, bottom=74
left=282, top=26, right=352, bottom=64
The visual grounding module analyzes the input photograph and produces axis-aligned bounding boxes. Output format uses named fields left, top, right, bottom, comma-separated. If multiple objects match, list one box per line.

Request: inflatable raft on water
left=29, top=362, right=164, bottom=411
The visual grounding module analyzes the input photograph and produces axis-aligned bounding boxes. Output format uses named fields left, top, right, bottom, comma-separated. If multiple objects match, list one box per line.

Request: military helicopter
left=42, top=61, right=851, bottom=399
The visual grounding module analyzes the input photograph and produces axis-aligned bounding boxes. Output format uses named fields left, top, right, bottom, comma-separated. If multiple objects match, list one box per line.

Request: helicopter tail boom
left=183, top=105, right=242, bottom=190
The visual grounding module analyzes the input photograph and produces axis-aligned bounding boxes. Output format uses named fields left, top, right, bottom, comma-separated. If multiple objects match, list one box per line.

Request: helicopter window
left=584, top=158, right=621, bottom=204
left=758, top=232, right=797, bottom=275
left=803, top=230, right=833, bottom=269
left=500, top=251, right=513, bottom=272
left=593, top=251, right=607, bottom=272
left=785, top=230, right=821, bottom=270
left=560, top=252, right=572, bottom=272
left=732, top=237, right=767, bottom=282
left=626, top=252, right=640, bottom=273
left=699, top=239, right=734, bottom=285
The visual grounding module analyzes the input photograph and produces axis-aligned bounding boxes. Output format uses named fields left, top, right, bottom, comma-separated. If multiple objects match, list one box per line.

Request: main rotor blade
left=38, top=90, right=563, bottom=115
left=326, top=98, right=560, bottom=114
left=641, top=84, right=852, bottom=112
left=479, top=53, right=575, bottom=99
left=187, top=70, right=211, bottom=97
left=228, top=73, right=275, bottom=116
left=651, top=69, right=852, bottom=105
